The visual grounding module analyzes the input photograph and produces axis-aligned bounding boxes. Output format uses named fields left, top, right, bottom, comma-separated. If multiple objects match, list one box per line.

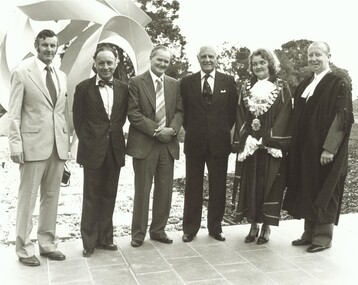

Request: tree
left=275, top=39, right=352, bottom=94
left=217, top=42, right=250, bottom=80
left=134, top=0, right=189, bottom=79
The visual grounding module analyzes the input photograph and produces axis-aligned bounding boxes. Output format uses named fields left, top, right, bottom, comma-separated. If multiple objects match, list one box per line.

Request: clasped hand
left=10, top=152, right=24, bottom=164
left=155, top=127, right=173, bottom=143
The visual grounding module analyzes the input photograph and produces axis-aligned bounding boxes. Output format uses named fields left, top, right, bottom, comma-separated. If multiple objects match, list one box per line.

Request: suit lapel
left=211, top=71, right=223, bottom=106
left=140, top=71, right=156, bottom=110
left=163, top=75, right=173, bottom=115
left=27, top=60, right=54, bottom=106
left=191, top=72, right=207, bottom=109
left=89, top=77, right=109, bottom=120
left=111, top=80, right=123, bottom=120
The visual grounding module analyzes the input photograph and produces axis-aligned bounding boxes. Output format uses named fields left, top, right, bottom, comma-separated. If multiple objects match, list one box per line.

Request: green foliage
left=218, top=39, right=352, bottom=96
left=134, top=0, right=189, bottom=79
left=217, top=43, right=250, bottom=80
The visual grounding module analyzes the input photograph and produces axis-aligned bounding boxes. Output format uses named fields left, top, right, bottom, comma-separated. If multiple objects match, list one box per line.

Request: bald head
left=197, top=46, right=218, bottom=74
left=308, top=41, right=330, bottom=55
left=307, top=41, right=331, bottom=75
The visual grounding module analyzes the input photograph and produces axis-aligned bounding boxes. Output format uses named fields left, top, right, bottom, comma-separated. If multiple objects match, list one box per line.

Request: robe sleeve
left=262, top=81, right=292, bottom=152
left=232, top=82, right=250, bottom=153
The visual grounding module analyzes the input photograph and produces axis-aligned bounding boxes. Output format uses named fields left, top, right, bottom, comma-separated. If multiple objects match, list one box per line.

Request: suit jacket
left=181, top=71, right=238, bottom=157
left=73, top=76, right=129, bottom=169
left=126, top=71, right=183, bottom=159
left=8, top=57, right=69, bottom=161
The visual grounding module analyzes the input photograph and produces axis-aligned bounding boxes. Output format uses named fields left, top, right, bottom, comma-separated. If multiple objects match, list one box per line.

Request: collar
left=149, top=69, right=164, bottom=83
left=96, top=75, right=114, bottom=86
left=314, top=68, right=331, bottom=82
left=36, top=57, right=55, bottom=72
left=200, top=70, right=216, bottom=80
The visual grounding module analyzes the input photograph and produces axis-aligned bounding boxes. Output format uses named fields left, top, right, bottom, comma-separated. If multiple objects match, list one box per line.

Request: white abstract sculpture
left=0, top=0, right=153, bottom=112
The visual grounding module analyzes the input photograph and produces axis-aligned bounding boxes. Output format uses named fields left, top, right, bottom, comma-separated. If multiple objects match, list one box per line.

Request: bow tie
left=98, top=80, right=113, bottom=87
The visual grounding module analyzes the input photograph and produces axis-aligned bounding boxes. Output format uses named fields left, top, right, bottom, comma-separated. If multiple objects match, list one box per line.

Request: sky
left=0, top=0, right=357, bottom=97
left=175, top=0, right=357, bottom=96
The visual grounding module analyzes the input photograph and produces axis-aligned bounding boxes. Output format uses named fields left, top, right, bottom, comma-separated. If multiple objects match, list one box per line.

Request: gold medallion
left=251, top=118, right=261, bottom=131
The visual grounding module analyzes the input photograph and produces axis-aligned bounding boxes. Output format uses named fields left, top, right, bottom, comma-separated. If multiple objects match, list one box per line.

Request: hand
left=10, top=152, right=24, bottom=164
left=155, top=127, right=174, bottom=143
left=320, top=149, right=334, bottom=166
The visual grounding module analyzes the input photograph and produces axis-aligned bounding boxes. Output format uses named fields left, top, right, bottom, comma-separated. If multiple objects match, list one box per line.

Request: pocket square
left=220, top=89, right=227, bottom=93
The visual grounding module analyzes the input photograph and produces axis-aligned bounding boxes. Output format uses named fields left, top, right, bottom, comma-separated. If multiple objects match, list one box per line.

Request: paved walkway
left=0, top=213, right=357, bottom=285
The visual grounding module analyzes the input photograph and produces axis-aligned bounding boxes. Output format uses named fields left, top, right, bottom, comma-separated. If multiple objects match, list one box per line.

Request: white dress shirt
left=200, top=70, right=215, bottom=92
left=96, top=75, right=113, bottom=118
left=36, top=57, right=59, bottom=95
left=301, top=68, right=331, bottom=101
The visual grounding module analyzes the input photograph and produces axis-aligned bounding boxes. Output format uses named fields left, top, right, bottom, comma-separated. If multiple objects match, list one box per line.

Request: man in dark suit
left=8, top=29, right=69, bottom=266
left=126, top=45, right=183, bottom=247
left=181, top=46, right=238, bottom=242
left=73, top=44, right=129, bottom=257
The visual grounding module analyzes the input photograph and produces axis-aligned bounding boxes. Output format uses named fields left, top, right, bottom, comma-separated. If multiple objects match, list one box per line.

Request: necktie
left=203, top=74, right=212, bottom=104
left=155, top=78, right=166, bottom=128
left=98, top=80, right=113, bottom=87
left=45, top=66, right=57, bottom=105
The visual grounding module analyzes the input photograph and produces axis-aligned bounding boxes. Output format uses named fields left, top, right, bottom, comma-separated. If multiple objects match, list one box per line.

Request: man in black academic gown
left=283, top=41, right=354, bottom=253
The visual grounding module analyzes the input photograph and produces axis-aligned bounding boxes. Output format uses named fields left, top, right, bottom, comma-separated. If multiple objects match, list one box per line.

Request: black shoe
left=96, top=244, right=118, bottom=251
left=150, top=236, right=173, bottom=244
left=307, top=244, right=328, bottom=253
left=292, top=239, right=312, bottom=246
left=82, top=248, right=94, bottom=258
left=19, top=255, right=40, bottom=266
left=182, top=233, right=195, bottom=242
left=257, top=226, right=270, bottom=245
left=244, top=226, right=260, bottom=243
left=40, top=250, right=66, bottom=261
left=131, top=240, right=143, bottom=247
left=210, top=232, right=226, bottom=241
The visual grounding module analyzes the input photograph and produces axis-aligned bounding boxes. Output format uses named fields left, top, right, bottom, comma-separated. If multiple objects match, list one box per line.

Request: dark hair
left=249, top=48, right=281, bottom=76
left=35, top=29, right=57, bottom=46
left=150, top=45, right=172, bottom=60
left=93, top=44, right=118, bottom=60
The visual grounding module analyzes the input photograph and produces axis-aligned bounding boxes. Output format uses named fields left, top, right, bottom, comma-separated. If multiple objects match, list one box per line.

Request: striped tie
left=155, top=78, right=166, bottom=128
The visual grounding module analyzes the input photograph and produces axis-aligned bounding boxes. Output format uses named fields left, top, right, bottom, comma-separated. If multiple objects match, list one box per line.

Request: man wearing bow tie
left=180, top=46, right=238, bottom=242
left=73, top=45, right=129, bottom=257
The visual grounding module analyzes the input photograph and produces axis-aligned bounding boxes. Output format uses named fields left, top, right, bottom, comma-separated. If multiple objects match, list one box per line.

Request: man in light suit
left=8, top=29, right=69, bottom=266
left=181, top=46, right=238, bottom=242
left=73, top=44, right=129, bottom=257
left=126, top=45, right=183, bottom=247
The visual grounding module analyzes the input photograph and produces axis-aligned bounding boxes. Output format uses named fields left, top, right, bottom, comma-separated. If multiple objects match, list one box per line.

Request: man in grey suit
left=8, top=29, right=69, bottom=266
left=126, top=45, right=183, bottom=247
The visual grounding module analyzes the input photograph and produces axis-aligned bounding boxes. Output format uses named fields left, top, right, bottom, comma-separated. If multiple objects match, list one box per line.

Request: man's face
left=94, top=50, right=117, bottom=81
left=35, top=36, right=58, bottom=65
left=150, top=49, right=171, bottom=77
left=197, top=47, right=217, bottom=74
left=307, top=44, right=330, bottom=75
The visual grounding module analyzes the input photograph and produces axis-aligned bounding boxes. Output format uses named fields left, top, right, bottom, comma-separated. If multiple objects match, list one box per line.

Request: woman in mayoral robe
left=232, top=48, right=292, bottom=244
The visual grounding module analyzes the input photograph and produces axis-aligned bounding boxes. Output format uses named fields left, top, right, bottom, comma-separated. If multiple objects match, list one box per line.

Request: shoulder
left=181, top=72, right=199, bottom=83
left=12, top=57, right=36, bottom=75
left=216, top=71, right=234, bottom=81
left=113, top=78, right=128, bottom=88
left=164, top=75, right=179, bottom=84
left=76, top=77, right=93, bottom=89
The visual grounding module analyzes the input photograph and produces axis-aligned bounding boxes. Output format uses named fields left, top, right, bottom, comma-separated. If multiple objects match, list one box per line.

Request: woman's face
left=251, top=55, right=270, bottom=80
